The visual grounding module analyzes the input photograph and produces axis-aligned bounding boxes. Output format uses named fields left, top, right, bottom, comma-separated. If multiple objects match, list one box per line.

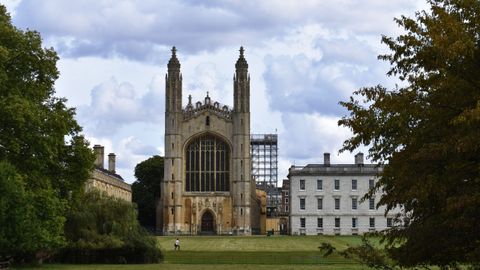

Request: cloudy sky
left=3, top=0, right=428, bottom=183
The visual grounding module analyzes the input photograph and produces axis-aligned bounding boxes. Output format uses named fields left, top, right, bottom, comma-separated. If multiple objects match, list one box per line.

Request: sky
left=2, top=0, right=428, bottom=184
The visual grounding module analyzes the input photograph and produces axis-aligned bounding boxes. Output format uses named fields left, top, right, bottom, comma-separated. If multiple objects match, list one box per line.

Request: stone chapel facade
left=157, top=47, right=259, bottom=235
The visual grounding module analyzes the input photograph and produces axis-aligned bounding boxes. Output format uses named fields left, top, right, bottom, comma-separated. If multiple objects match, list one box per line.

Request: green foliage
left=339, top=238, right=392, bottom=270
left=339, top=0, right=480, bottom=267
left=132, top=155, right=164, bottom=229
left=0, top=161, right=65, bottom=261
left=0, top=5, right=94, bottom=262
left=320, top=236, right=394, bottom=270
left=0, top=5, right=94, bottom=201
left=318, top=242, right=336, bottom=257
left=60, top=190, right=162, bottom=263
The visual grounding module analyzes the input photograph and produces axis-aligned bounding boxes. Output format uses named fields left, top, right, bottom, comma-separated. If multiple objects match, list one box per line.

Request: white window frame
left=352, top=197, right=358, bottom=210
left=300, top=197, right=306, bottom=211
left=300, top=217, right=306, bottom=228
left=369, top=197, right=375, bottom=210
left=387, top=217, right=393, bottom=227
left=317, top=179, right=323, bottom=190
left=317, top=218, right=323, bottom=228
left=317, top=197, right=323, bottom=210
left=334, top=179, right=340, bottom=191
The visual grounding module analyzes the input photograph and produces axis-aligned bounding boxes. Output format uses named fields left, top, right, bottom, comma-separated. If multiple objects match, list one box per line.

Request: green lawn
left=16, top=235, right=374, bottom=269
left=16, top=264, right=368, bottom=270
left=158, top=235, right=366, bottom=265
left=158, top=235, right=366, bottom=251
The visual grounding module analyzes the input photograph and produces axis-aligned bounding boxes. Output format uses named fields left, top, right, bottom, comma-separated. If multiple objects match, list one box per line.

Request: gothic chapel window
left=185, top=134, right=230, bottom=192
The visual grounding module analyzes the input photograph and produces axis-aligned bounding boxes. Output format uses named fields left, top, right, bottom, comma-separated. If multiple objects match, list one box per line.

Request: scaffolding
left=250, top=134, right=279, bottom=217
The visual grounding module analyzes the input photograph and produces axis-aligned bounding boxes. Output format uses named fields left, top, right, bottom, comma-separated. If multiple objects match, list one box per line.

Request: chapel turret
left=234, top=46, right=250, bottom=113
left=166, top=46, right=182, bottom=113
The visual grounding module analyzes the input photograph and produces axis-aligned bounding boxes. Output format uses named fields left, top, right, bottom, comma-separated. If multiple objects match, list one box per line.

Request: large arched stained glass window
left=185, top=134, right=230, bottom=192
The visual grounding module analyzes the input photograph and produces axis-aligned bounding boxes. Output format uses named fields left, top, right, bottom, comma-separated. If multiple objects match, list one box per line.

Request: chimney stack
left=355, top=152, right=364, bottom=165
left=108, top=153, right=116, bottom=173
left=93, top=145, right=104, bottom=168
left=324, top=153, right=330, bottom=166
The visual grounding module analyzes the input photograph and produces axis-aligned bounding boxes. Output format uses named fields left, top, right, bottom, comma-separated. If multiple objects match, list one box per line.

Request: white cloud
left=115, top=136, right=163, bottom=183
left=262, top=26, right=396, bottom=116
left=4, top=0, right=427, bottom=183
left=12, top=0, right=423, bottom=61
left=280, top=113, right=351, bottom=160
left=77, top=75, right=164, bottom=136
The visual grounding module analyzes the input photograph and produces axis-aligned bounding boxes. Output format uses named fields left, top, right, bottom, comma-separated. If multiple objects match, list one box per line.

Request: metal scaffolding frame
left=250, top=134, right=279, bottom=217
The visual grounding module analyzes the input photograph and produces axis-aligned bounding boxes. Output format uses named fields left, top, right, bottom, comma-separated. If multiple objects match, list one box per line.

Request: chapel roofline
left=183, top=92, right=233, bottom=120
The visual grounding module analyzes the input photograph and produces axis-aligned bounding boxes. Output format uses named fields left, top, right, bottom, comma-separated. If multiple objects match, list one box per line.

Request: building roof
left=288, top=164, right=382, bottom=177
left=95, top=166, right=125, bottom=181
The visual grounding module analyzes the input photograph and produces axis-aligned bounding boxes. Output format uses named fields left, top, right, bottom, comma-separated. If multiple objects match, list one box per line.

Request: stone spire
left=186, top=94, right=193, bottom=110
left=204, top=91, right=211, bottom=105
left=168, top=46, right=180, bottom=70
left=233, top=46, right=249, bottom=112
left=235, top=46, right=248, bottom=70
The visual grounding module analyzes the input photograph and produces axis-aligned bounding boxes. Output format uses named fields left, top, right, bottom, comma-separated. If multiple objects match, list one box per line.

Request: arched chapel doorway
left=201, top=211, right=215, bottom=234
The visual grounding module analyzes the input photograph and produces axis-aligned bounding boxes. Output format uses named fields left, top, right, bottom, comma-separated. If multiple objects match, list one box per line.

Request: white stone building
left=288, top=153, right=397, bottom=235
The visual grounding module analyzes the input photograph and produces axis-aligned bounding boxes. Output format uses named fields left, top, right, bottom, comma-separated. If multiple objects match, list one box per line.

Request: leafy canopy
left=0, top=161, right=65, bottom=259
left=339, top=0, right=480, bottom=267
left=0, top=5, right=94, bottom=260
left=132, top=155, right=164, bottom=229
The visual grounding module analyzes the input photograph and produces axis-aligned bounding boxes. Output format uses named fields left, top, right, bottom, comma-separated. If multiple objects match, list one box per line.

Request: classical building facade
left=157, top=47, right=260, bottom=235
left=85, top=144, right=132, bottom=201
left=289, top=153, right=397, bottom=235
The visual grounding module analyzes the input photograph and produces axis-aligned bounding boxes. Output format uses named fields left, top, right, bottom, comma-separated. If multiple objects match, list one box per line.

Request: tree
left=0, top=5, right=94, bottom=261
left=339, top=0, right=480, bottom=267
left=132, top=155, right=164, bottom=230
left=61, top=190, right=162, bottom=263
left=0, top=161, right=65, bottom=262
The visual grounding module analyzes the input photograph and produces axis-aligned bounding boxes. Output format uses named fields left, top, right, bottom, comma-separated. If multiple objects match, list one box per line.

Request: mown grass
left=158, top=235, right=372, bottom=265
left=157, top=235, right=369, bottom=252
left=16, top=263, right=369, bottom=270
left=16, top=235, right=376, bottom=269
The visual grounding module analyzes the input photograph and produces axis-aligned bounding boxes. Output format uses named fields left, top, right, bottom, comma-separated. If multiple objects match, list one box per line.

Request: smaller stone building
left=85, top=145, right=132, bottom=201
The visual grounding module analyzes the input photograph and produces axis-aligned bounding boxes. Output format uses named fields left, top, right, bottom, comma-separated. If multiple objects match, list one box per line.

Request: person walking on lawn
left=174, top=238, right=180, bottom=250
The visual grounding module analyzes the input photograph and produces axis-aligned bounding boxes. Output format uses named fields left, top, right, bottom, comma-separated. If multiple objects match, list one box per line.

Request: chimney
left=324, top=153, right=330, bottom=166
left=108, top=153, right=116, bottom=173
left=93, top=145, right=104, bottom=168
left=355, top=152, right=364, bottom=165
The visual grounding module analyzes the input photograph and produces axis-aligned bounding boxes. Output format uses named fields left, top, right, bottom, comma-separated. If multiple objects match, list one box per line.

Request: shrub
left=55, top=190, right=162, bottom=263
